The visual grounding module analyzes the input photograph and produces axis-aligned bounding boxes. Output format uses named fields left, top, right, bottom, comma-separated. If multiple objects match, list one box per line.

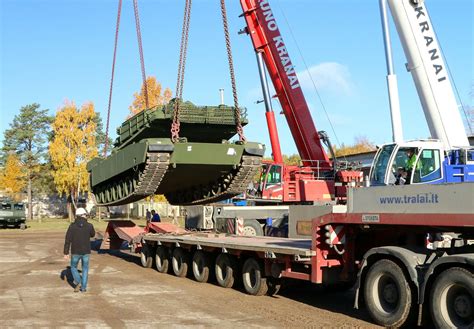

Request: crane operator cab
left=369, top=140, right=474, bottom=186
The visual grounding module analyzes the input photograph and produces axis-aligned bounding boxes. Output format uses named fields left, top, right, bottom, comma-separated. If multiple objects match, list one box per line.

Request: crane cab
left=369, top=140, right=474, bottom=186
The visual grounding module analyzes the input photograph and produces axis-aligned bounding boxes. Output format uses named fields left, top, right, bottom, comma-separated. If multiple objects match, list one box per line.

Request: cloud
left=297, top=62, right=356, bottom=96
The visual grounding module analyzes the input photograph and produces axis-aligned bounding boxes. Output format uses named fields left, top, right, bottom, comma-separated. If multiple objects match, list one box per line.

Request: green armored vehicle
left=87, top=100, right=265, bottom=206
left=0, top=199, right=26, bottom=229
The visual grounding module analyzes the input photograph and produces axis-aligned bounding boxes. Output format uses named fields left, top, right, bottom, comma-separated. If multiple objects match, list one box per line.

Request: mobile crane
left=239, top=0, right=363, bottom=205
left=369, top=0, right=474, bottom=186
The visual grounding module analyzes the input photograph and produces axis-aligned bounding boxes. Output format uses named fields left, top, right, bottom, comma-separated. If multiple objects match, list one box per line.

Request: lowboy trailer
left=103, top=184, right=474, bottom=328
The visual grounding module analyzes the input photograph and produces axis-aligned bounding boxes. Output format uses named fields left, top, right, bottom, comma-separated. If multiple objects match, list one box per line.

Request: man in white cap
left=64, top=207, right=95, bottom=292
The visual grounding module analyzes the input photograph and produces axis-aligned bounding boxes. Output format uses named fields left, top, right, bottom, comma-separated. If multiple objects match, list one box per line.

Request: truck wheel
left=172, top=248, right=190, bottom=278
left=155, top=246, right=169, bottom=273
left=192, top=251, right=210, bottom=283
left=215, top=254, right=237, bottom=288
left=243, top=219, right=264, bottom=237
left=242, top=257, right=268, bottom=296
left=363, top=259, right=413, bottom=327
left=140, top=243, right=153, bottom=268
left=430, top=267, right=473, bottom=329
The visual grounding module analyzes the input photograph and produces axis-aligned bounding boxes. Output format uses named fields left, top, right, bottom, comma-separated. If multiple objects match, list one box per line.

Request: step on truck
left=103, top=183, right=473, bottom=328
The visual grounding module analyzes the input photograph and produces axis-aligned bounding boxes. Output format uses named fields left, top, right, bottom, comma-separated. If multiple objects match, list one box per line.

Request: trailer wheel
left=192, top=251, right=211, bottom=283
left=154, top=246, right=169, bottom=273
left=430, top=267, right=473, bottom=329
left=172, top=248, right=190, bottom=278
left=140, top=243, right=153, bottom=268
left=242, top=258, right=268, bottom=296
left=363, top=259, right=413, bottom=327
left=215, top=254, right=237, bottom=288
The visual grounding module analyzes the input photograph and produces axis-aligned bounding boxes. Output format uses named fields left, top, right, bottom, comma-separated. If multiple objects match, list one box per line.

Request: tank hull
left=87, top=139, right=265, bottom=206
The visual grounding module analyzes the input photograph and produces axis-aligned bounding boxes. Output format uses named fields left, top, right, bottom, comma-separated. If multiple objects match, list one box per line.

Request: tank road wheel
left=192, top=250, right=211, bottom=283
left=122, top=180, right=130, bottom=197
left=154, top=246, right=170, bottom=273
left=430, top=267, right=473, bottom=329
left=140, top=243, right=154, bottom=268
left=172, top=248, right=190, bottom=278
left=110, top=184, right=117, bottom=202
left=105, top=186, right=112, bottom=203
left=215, top=254, right=238, bottom=288
left=363, top=259, right=413, bottom=327
left=116, top=181, right=124, bottom=199
left=242, top=257, right=268, bottom=296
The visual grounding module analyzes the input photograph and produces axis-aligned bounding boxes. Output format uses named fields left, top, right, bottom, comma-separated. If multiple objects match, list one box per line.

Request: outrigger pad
left=87, top=103, right=265, bottom=207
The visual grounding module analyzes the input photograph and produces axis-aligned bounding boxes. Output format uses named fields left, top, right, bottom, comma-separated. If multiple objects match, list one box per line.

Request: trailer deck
left=144, top=233, right=314, bottom=257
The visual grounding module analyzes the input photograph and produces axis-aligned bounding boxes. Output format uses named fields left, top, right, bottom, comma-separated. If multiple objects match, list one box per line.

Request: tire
left=172, top=248, right=190, bottom=278
left=430, top=267, right=473, bottom=329
left=242, top=219, right=264, bottom=237
left=215, top=253, right=237, bottom=288
left=140, top=243, right=153, bottom=268
left=242, top=257, right=268, bottom=296
left=192, top=251, right=211, bottom=283
left=155, top=246, right=170, bottom=273
left=363, top=259, right=413, bottom=327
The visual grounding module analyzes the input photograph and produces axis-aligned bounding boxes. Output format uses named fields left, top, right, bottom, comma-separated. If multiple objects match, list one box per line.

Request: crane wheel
left=215, top=254, right=237, bottom=288
left=140, top=243, right=154, bottom=268
left=430, top=267, right=473, bottom=329
left=363, top=259, right=413, bottom=327
left=172, top=248, right=190, bottom=278
left=155, top=246, right=170, bottom=273
left=242, top=257, right=268, bottom=296
left=192, top=250, right=211, bottom=283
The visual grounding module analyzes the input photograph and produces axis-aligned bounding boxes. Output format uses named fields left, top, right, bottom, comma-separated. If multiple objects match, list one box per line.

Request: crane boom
left=387, top=0, right=469, bottom=148
left=240, top=0, right=330, bottom=166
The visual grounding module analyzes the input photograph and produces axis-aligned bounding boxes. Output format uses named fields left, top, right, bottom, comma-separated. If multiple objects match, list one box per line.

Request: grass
left=0, top=217, right=182, bottom=233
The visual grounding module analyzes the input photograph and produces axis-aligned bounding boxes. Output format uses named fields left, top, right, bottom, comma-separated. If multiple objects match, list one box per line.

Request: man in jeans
left=64, top=207, right=95, bottom=292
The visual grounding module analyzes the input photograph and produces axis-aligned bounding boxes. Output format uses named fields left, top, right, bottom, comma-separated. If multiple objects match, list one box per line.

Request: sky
left=1, top=0, right=473, bottom=157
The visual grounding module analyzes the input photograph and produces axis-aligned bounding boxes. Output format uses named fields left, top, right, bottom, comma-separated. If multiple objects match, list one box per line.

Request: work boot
left=74, top=283, right=81, bottom=292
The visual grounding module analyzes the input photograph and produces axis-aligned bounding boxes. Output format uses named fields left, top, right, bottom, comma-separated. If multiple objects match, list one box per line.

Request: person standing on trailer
left=63, top=207, right=96, bottom=293
left=151, top=209, right=161, bottom=222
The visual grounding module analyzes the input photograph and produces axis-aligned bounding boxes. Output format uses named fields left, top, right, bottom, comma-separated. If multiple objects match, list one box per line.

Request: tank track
left=165, top=155, right=262, bottom=205
left=92, top=151, right=170, bottom=206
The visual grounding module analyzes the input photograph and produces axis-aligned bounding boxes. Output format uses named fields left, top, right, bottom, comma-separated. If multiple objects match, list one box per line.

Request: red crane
left=240, top=0, right=362, bottom=203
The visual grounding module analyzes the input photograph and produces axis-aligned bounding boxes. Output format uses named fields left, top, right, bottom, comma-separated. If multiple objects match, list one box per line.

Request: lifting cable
left=172, top=0, right=192, bottom=142
left=133, top=0, right=149, bottom=109
left=104, top=0, right=122, bottom=157
left=220, top=0, right=245, bottom=142
left=104, top=0, right=149, bottom=156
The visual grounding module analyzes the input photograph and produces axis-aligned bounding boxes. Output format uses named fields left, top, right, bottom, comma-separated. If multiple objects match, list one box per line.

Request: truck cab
left=369, top=140, right=474, bottom=186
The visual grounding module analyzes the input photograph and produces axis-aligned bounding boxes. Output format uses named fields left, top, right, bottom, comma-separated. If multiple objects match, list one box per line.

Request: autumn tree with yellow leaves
left=0, top=153, right=26, bottom=201
left=129, top=76, right=172, bottom=116
left=49, top=101, right=98, bottom=220
left=334, top=136, right=375, bottom=157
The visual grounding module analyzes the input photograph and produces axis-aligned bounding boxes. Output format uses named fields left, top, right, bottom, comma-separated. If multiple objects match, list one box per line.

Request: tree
left=94, top=112, right=113, bottom=156
left=49, top=101, right=98, bottom=221
left=129, top=76, right=173, bottom=116
left=1, top=103, right=53, bottom=220
left=334, top=136, right=375, bottom=157
left=0, top=153, right=27, bottom=201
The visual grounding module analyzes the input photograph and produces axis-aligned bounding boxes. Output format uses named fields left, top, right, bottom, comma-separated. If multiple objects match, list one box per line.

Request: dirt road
left=0, top=230, right=378, bottom=328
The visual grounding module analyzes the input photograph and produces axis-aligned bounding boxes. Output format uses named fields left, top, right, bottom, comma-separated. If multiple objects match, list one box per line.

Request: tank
left=87, top=100, right=265, bottom=206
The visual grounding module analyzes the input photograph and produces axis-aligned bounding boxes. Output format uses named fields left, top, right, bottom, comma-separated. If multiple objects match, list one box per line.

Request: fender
left=354, top=246, right=426, bottom=308
left=419, top=253, right=474, bottom=303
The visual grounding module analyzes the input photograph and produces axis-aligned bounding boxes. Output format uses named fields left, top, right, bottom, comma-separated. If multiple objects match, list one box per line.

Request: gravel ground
left=0, top=230, right=379, bottom=328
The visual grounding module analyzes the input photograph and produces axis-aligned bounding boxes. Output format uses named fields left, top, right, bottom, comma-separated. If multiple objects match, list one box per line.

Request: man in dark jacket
left=64, top=207, right=95, bottom=292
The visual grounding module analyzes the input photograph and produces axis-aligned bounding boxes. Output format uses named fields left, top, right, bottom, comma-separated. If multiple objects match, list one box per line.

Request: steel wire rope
left=172, top=0, right=192, bottom=142
left=133, top=0, right=149, bottom=109
left=104, top=0, right=123, bottom=157
left=275, top=0, right=348, bottom=164
left=220, top=0, right=246, bottom=141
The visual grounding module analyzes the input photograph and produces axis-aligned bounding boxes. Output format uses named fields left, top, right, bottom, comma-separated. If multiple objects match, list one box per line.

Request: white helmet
left=75, top=208, right=88, bottom=217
